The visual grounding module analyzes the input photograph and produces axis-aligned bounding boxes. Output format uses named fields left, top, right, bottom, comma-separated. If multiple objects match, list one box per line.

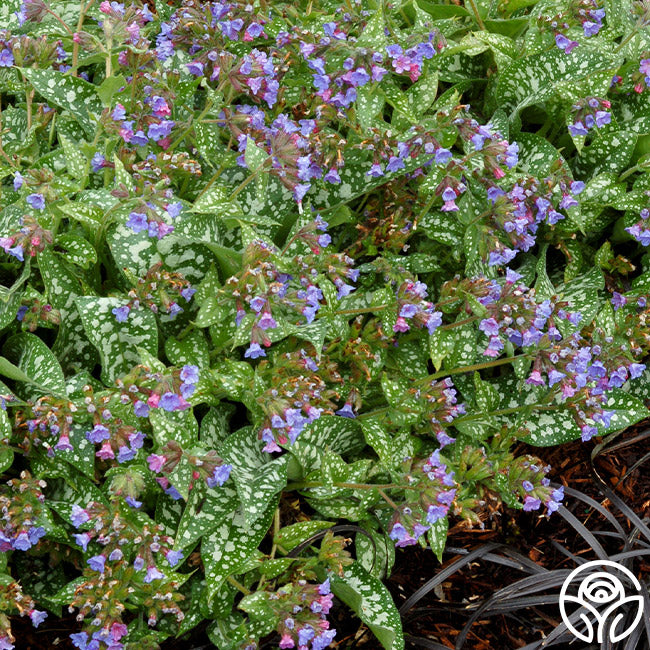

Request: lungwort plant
left=1, top=0, right=650, bottom=648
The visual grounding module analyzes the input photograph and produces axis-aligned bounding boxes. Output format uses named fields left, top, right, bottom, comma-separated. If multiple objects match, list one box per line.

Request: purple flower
left=555, top=33, right=578, bottom=53
left=611, top=291, right=626, bottom=310
left=13, top=172, right=23, bottom=190
left=26, top=193, right=45, bottom=210
left=144, top=565, right=164, bottom=583
left=595, top=111, right=611, bottom=128
left=73, top=532, right=91, bottom=551
left=91, top=153, right=106, bottom=172
left=186, top=61, right=204, bottom=76
left=147, top=454, right=167, bottom=472
left=180, top=364, right=199, bottom=384
left=523, top=496, right=542, bottom=511
left=166, top=550, right=184, bottom=567
left=479, top=317, right=500, bottom=337
left=159, top=392, right=181, bottom=411
left=134, top=400, right=149, bottom=417
left=130, top=130, right=149, bottom=146
left=112, top=104, right=126, bottom=121
left=124, top=494, right=142, bottom=508
left=568, top=121, right=589, bottom=137
left=630, top=363, right=646, bottom=379
left=244, top=342, right=266, bottom=359
left=29, top=609, right=47, bottom=628
left=207, top=464, right=232, bottom=487
left=335, top=403, right=356, bottom=418
left=386, top=156, right=405, bottom=173
left=70, top=632, right=90, bottom=650
left=0, top=49, right=14, bottom=67
left=258, top=311, right=278, bottom=331
left=522, top=480, right=534, bottom=492
left=112, top=305, right=130, bottom=322
left=133, top=556, right=145, bottom=571
left=70, top=504, right=90, bottom=527
left=13, top=532, right=32, bottom=551
left=86, top=424, right=110, bottom=443
left=87, top=554, right=106, bottom=573
left=426, top=504, right=447, bottom=524
left=148, top=120, right=175, bottom=142
left=126, top=211, right=148, bottom=233
left=181, top=287, right=196, bottom=301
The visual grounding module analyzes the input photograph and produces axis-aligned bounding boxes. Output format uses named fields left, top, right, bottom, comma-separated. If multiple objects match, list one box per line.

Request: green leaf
left=3, top=332, right=65, bottom=397
left=356, top=85, right=385, bottom=131
left=75, top=297, right=158, bottom=384
left=219, top=427, right=287, bottom=525
left=22, top=68, right=102, bottom=136
left=203, top=499, right=277, bottom=604
left=244, top=136, right=268, bottom=172
left=56, top=233, right=97, bottom=269
left=575, top=130, right=637, bottom=177
left=496, top=47, right=620, bottom=117
left=175, top=481, right=239, bottom=550
left=289, top=415, right=364, bottom=472
left=96, top=74, right=126, bottom=107
left=429, top=328, right=455, bottom=371
left=273, top=520, right=336, bottom=552
left=523, top=389, right=649, bottom=446
left=330, top=562, right=404, bottom=650
left=150, top=409, right=198, bottom=449
left=357, top=6, right=388, bottom=50
left=164, top=331, right=209, bottom=368
left=60, top=134, right=87, bottom=181
left=427, top=516, right=448, bottom=563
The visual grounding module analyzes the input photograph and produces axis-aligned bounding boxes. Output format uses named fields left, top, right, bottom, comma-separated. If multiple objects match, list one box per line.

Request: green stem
left=439, top=315, right=478, bottom=330
left=226, top=575, right=251, bottom=596
left=378, top=488, right=400, bottom=510
left=428, top=354, right=529, bottom=381
left=285, top=480, right=399, bottom=491
left=466, top=0, right=486, bottom=30
left=452, top=402, right=560, bottom=424
left=230, top=170, right=259, bottom=201
left=614, top=25, right=640, bottom=53
left=619, top=165, right=641, bottom=183
left=167, top=100, right=214, bottom=152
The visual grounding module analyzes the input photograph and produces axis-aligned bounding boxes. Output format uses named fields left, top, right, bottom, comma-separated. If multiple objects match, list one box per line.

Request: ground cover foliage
left=0, top=0, right=650, bottom=648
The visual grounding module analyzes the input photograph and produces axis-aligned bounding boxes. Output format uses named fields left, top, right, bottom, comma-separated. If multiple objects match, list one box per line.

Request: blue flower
left=0, top=49, right=14, bottom=67
left=159, top=392, right=181, bottom=411
left=112, top=305, right=130, bottom=322
left=126, top=211, right=148, bottom=233
left=244, top=342, right=266, bottom=359
left=207, top=464, right=232, bottom=487
left=26, top=193, right=45, bottom=210
left=87, top=554, right=106, bottom=573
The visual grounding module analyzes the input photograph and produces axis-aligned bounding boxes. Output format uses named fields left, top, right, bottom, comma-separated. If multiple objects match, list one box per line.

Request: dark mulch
left=10, top=424, right=650, bottom=650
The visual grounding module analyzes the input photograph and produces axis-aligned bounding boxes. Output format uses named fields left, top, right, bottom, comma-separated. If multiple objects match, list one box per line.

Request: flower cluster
left=147, top=440, right=232, bottom=499
left=626, top=208, right=650, bottom=246
left=567, top=97, right=612, bottom=136
left=112, top=262, right=196, bottom=322
left=389, top=450, right=458, bottom=547
left=543, top=0, right=606, bottom=51
left=68, top=500, right=185, bottom=646
left=264, top=579, right=336, bottom=650
left=0, top=215, right=52, bottom=262
left=221, top=223, right=359, bottom=360
left=0, top=579, right=47, bottom=650
left=0, top=472, right=47, bottom=552
left=394, top=279, right=443, bottom=335
left=116, top=363, right=200, bottom=417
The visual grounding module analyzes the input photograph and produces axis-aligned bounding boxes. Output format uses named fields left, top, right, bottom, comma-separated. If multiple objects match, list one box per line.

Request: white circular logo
left=559, top=560, right=645, bottom=643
